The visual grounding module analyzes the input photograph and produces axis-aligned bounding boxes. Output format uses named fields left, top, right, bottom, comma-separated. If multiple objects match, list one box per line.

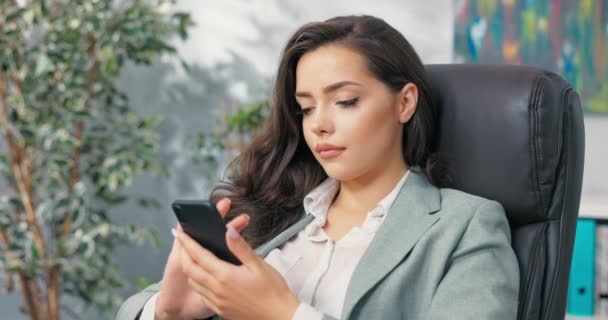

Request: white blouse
left=140, top=170, right=410, bottom=320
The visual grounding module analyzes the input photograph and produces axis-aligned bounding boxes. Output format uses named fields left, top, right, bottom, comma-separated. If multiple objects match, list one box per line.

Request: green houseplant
left=189, top=98, right=270, bottom=179
left=0, top=0, right=192, bottom=319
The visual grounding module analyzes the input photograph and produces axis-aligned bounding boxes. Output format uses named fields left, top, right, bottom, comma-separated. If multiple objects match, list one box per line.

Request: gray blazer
left=117, top=169, right=520, bottom=320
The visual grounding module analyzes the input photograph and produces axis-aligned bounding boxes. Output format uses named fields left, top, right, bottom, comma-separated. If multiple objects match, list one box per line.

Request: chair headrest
left=426, top=64, right=584, bottom=226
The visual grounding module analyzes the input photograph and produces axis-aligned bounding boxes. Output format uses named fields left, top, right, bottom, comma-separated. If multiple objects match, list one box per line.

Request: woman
left=117, top=15, right=519, bottom=320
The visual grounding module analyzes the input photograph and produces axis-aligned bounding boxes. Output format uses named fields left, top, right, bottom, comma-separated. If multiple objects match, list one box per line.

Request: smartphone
left=171, top=200, right=241, bottom=265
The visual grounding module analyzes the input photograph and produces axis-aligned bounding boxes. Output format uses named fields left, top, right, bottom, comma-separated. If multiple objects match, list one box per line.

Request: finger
left=194, top=288, right=220, bottom=316
left=180, top=245, right=220, bottom=292
left=175, top=227, right=232, bottom=276
left=199, top=294, right=216, bottom=312
left=226, top=221, right=259, bottom=267
left=185, top=277, right=220, bottom=315
left=186, top=276, right=216, bottom=302
left=188, top=278, right=215, bottom=307
left=216, top=197, right=231, bottom=218
left=170, top=226, right=180, bottom=248
left=187, top=277, right=213, bottom=297
left=226, top=213, right=250, bottom=232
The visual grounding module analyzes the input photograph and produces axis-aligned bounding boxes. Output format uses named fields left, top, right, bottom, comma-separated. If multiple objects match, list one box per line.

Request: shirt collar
left=302, top=169, right=410, bottom=234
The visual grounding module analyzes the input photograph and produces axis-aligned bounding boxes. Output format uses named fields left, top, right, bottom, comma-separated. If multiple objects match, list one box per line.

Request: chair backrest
left=426, top=64, right=585, bottom=320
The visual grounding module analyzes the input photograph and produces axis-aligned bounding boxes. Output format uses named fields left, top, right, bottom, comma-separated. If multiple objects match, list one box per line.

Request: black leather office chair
left=426, top=64, right=585, bottom=320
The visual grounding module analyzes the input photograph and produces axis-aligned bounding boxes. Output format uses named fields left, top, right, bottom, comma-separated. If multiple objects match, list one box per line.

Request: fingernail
left=222, top=197, right=231, bottom=205
left=171, top=228, right=177, bottom=238
left=228, top=227, right=240, bottom=240
left=242, top=213, right=250, bottom=220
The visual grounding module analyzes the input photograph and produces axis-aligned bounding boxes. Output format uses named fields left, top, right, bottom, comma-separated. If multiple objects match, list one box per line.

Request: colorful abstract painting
left=454, top=0, right=608, bottom=113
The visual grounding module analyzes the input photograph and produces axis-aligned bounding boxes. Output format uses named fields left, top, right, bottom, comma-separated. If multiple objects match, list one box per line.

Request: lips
left=315, top=143, right=346, bottom=160
left=318, top=149, right=344, bottom=159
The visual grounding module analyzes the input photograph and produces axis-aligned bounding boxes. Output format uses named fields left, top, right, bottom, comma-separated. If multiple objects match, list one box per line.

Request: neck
left=333, top=159, right=409, bottom=215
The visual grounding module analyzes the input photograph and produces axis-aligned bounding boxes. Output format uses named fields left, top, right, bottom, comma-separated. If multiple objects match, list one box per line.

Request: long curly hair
left=210, top=15, right=449, bottom=248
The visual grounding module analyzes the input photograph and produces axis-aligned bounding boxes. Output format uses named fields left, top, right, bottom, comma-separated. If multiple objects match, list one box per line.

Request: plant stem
left=0, top=71, right=46, bottom=320
left=17, top=273, right=42, bottom=320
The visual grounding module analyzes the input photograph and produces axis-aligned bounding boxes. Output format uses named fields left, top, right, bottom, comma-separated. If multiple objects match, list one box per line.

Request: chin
left=320, top=163, right=358, bottom=182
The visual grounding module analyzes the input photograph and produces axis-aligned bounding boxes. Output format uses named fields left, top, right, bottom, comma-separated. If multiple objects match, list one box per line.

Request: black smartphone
left=171, top=200, right=241, bottom=265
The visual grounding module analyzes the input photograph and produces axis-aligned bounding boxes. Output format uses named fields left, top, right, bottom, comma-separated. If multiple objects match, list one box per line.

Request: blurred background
left=0, top=0, right=605, bottom=319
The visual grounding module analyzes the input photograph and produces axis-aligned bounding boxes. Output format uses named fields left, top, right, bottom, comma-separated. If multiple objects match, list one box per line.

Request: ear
left=397, top=83, right=418, bottom=124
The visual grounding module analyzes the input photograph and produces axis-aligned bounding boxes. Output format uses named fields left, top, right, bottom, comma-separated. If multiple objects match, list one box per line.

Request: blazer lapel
left=341, top=169, right=442, bottom=320
left=254, top=212, right=314, bottom=257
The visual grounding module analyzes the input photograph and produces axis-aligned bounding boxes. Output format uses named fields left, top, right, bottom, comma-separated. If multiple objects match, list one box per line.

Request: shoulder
left=432, top=187, right=511, bottom=239
left=437, top=186, right=499, bottom=210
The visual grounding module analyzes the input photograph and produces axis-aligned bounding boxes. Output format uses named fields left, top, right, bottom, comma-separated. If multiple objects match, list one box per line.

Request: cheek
left=341, top=105, right=396, bottom=147
left=302, top=122, right=313, bottom=147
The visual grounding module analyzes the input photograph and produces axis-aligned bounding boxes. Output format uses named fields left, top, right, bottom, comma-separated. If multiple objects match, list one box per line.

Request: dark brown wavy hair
left=210, top=15, right=450, bottom=248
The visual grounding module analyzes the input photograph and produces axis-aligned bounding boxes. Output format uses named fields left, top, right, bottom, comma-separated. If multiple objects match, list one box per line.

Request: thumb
left=225, top=214, right=258, bottom=266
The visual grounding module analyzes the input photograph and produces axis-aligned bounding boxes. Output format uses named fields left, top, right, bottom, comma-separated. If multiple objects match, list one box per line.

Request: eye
left=337, top=97, right=359, bottom=107
left=296, top=107, right=313, bottom=117
left=295, top=97, right=358, bottom=117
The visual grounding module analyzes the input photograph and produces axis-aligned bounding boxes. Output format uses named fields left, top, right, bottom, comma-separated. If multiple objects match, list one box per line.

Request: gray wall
left=580, top=116, right=608, bottom=218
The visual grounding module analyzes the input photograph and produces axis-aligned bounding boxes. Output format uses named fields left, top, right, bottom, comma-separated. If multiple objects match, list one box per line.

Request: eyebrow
left=295, top=80, right=361, bottom=98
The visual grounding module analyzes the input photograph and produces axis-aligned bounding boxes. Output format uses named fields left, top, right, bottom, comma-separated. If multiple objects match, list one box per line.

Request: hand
left=155, top=198, right=248, bottom=320
left=175, top=210, right=300, bottom=320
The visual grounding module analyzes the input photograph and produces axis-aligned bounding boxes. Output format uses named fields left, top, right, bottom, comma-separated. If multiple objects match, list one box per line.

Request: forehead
left=295, top=45, right=373, bottom=91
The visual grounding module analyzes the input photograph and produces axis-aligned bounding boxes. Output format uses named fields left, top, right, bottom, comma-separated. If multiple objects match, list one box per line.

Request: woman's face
left=295, top=44, right=417, bottom=182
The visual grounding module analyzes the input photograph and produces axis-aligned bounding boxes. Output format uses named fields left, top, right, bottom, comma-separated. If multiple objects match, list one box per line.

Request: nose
left=308, top=105, right=334, bottom=136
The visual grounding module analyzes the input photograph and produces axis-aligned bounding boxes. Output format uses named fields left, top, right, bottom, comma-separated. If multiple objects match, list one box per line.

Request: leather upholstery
left=426, top=64, right=585, bottom=320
